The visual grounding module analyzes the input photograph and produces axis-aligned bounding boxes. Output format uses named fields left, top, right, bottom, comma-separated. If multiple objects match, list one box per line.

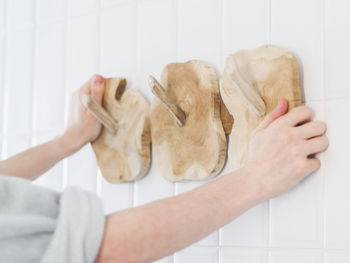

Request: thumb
left=255, top=99, right=289, bottom=132
left=91, top=74, right=105, bottom=104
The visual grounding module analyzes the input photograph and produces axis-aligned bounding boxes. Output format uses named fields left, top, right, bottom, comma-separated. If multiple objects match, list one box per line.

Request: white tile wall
left=269, top=249, right=323, bottom=263
left=269, top=101, right=325, bottom=248
left=222, top=0, right=270, bottom=71
left=0, top=32, right=4, bottom=134
left=6, top=0, right=34, bottom=29
left=1, top=0, right=350, bottom=262
left=271, top=0, right=324, bottom=102
left=325, top=251, right=350, bottom=263
left=37, top=0, right=65, bottom=23
left=324, top=98, right=350, bottom=249
left=177, top=0, right=220, bottom=67
left=221, top=0, right=270, bottom=249
left=5, top=29, right=33, bottom=134
left=220, top=202, right=269, bottom=247
left=325, top=0, right=350, bottom=99
left=175, top=246, right=218, bottom=263
left=220, top=248, right=268, bottom=263
left=34, top=22, right=65, bottom=132
left=0, top=0, right=5, bottom=31
left=32, top=132, right=63, bottom=192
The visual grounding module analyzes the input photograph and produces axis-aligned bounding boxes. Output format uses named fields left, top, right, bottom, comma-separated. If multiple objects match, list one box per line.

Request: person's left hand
left=63, top=74, right=105, bottom=152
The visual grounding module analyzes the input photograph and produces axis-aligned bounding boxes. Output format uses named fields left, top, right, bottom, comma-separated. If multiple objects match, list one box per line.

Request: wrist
left=238, top=164, right=269, bottom=203
left=226, top=165, right=269, bottom=208
left=55, top=130, right=87, bottom=158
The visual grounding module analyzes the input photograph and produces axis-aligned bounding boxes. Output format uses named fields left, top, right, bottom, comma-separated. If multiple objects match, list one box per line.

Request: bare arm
left=96, top=167, right=263, bottom=263
left=0, top=74, right=105, bottom=180
left=96, top=100, right=329, bottom=263
left=0, top=135, right=80, bottom=180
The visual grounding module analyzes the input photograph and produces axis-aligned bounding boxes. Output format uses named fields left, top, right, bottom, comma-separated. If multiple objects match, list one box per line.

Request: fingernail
left=94, top=75, right=104, bottom=85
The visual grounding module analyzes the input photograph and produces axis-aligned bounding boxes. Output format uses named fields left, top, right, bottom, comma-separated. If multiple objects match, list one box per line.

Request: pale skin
left=0, top=75, right=329, bottom=263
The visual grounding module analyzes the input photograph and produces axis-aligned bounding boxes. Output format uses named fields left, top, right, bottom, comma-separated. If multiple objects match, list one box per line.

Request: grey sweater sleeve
left=0, top=175, right=105, bottom=263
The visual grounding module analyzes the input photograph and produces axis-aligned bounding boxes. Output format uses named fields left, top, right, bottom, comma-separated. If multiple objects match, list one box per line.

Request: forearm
left=96, top=166, right=264, bottom=263
left=0, top=133, right=82, bottom=180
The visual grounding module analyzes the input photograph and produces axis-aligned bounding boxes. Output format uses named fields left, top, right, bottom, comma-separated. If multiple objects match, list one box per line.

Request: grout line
left=268, top=0, right=272, bottom=45
left=171, top=2, right=178, bottom=261
left=218, top=0, right=224, bottom=258
left=31, top=0, right=39, bottom=148
left=131, top=0, right=139, bottom=208
left=175, top=0, right=179, bottom=63
left=96, top=0, right=103, bottom=197
left=218, top=0, right=223, bottom=72
left=267, top=0, right=272, bottom=255
left=322, top=0, right=327, bottom=253
left=179, top=244, right=347, bottom=252
left=62, top=0, right=70, bottom=190
left=1, top=0, right=8, bottom=159
left=173, top=0, right=179, bottom=203
left=135, top=0, right=141, bottom=88
left=268, top=249, right=271, bottom=262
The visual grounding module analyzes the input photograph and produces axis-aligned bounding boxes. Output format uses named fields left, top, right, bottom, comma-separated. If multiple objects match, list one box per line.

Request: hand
left=245, top=100, right=329, bottom=200
left=63, top=74, right=105, bottom=153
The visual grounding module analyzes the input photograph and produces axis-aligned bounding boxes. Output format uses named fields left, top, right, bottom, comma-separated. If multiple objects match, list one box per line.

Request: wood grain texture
left=92, top=78, right=151, bottom=183
left=151, top=60, right=227, bottom=181
left=220, top=45, right=302, bottom=171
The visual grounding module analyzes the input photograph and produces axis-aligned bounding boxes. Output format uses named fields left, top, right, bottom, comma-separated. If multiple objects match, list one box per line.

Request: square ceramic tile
left=101, top=0, right=131, bottom=8
left=220, top=248, right=268, bottom=263
left=269, top=102, right=325, bottom=248
left=269, top=249, right=323, bottom=263
left=222, top=0, right=269, bottom=70
left=67, top=15, right=99, bottom=93
left=325, top=0, right=350, bottom=99
left=134, top=166, right=174, bottom=206
left=270, top=173, right=323, bottom=248
left=0, top=136, right=3, bottom=158
left=5, top=29, right=33, bottom=134
left=32, top=132, right=63, bottom=191
left=0, top=0, right=5, bottom=31
left=100, top=177, right=133, bottom=214
left=271, top=0, right=324, bottom=102
left=3, top=135, right=31, bottom=158
left=324, top=98, right=350, bottom=249
left=220, top=148, right=268, bottom=247
left=68, top=0, right=99, bottom=17
left=66, top=144, right=97, bottom=193
left=177, top=0, right=220, bottom=67
left=37, top=0, right=65, bottom=23
left=100, top=3, right=137, bottom=82
left=174, top=246, right=218, bottom=263
left=175, top=180, right=219, bottom=246
left=0, top=36, right=3, bottom=133
left=7, top=0, right=34, bottom=29
left=136, top=0, right=176, bottom=100
left=34, top=23, right=65, bottom=132
left=325, top=252, right=350, bottom=263
left=220, top=202, right=268, bottom=247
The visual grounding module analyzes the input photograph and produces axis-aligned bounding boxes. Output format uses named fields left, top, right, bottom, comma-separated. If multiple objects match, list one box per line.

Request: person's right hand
left=62, top=74, right=105, bottom=154
left=245, top=99, right=329, bottom=200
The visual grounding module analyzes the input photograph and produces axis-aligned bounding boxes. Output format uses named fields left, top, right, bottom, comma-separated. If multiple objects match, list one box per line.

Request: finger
left=80, top=75, right=98, bottom=92
left=280, top=106, right=313, bottom=127
left=305, top=157, right=321, bottom=175
left=296, top=120, right=327, bottom=139
left=302, top=135, right=329, bottom=156
left=255, top=99, right=289, bottom=132
left=91, top=74, right=105, bottom=104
